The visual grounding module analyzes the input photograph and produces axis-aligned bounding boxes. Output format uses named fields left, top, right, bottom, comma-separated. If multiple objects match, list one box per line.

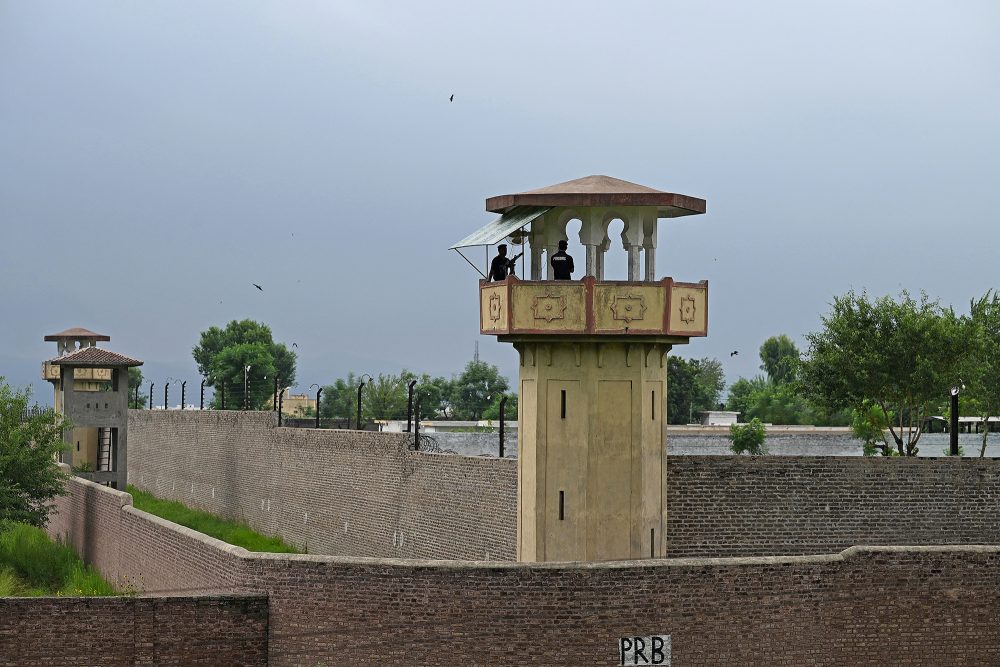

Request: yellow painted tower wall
left=514, top=340, right=670, bottom=562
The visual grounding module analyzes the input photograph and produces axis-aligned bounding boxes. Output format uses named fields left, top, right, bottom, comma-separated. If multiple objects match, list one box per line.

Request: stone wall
left=0, top=593, right=268, bottom=667
left=127, top=411, right=517, bottom=560
left=48, top=476, right=1000, bottom=666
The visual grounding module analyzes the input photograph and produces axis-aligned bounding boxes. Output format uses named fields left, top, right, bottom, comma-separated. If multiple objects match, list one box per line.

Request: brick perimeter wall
left=48, top=477, right=1000, bottom=666
left=128, top=411, right=517, bottom=560
left=131, top=412, right=1000, bottom=561
left=666, top=455, right=1000, bottom=557
left=0, top=594, right=267, bottom=667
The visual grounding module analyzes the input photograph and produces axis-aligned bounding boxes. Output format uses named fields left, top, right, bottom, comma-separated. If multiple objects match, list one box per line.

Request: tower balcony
left=479, top=276, right=707, bottom=340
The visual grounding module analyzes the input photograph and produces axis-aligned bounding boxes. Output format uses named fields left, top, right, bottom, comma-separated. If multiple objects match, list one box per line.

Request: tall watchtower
left=42, top=328, right=142, bottom=489
left=452, top=176, right=708, bottom=562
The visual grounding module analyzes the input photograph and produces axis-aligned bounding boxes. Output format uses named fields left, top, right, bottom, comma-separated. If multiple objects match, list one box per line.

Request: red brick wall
left=127, top=411, right=517, bottom=560
left=48, top=476, right=1000, bottom=666
left=0, top=594, right=267, bottom=666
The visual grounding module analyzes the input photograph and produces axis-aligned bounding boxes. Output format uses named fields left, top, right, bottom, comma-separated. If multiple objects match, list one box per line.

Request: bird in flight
left=730, top=350, right=739, bottom=356
left=292, top=343, right=298, bottom=348
left=252, top=283, right=263, bottom=291
left=449, top=94, right=454, bottom=102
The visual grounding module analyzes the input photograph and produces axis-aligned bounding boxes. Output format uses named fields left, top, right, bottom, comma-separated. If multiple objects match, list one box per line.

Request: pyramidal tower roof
left=485, top=175, right=706, bottom=217
left=44, top=327, right=110, bottom=342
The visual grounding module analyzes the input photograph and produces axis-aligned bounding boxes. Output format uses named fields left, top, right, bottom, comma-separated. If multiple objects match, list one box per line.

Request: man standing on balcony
left=490, top=244, right=524, bottom=281
left=550, top=240, right=575, bottom=280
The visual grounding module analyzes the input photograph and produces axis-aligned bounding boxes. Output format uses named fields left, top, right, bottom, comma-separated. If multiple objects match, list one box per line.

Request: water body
left=429, top=430, right=1000, bottom=458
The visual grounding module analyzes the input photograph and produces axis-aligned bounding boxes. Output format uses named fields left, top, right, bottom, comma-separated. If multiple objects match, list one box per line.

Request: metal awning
left=449, top=206, right=550, bottom=249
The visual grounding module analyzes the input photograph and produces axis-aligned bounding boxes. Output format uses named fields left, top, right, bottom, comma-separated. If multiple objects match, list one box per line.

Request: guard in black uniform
left=550, top=240, right=575, bottom=280
left=490, top=244, right=518, bottom=281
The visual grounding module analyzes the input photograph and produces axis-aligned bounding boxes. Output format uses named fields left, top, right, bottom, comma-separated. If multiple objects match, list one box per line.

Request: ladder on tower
left=96, top=428, right=113, bottom=472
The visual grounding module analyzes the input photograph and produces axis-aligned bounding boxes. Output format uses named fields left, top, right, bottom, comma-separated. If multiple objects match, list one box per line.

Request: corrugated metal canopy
left=449, top=206, right=550, bottom=249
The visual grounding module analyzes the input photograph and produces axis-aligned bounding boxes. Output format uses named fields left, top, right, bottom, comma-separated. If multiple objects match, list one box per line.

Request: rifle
left=506, top=251, right=524, bottom=275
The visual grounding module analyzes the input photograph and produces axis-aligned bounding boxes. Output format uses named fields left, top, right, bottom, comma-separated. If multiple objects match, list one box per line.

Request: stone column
left=596, top=237, right=610, bottom=281
left=529, top=217, right=546, bottom=280
left=622, top=212, right=645, bottom=281
left=578, top=209, right=604, bottom=278
left=642, top=211, right=658, bottom=282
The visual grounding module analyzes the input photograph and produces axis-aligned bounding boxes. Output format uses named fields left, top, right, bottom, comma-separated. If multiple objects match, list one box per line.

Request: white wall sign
left=618, top=635, right=671, bottom=665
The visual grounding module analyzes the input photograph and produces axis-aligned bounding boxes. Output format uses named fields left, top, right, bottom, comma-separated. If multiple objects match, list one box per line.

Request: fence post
left=200, top=379, right=205, bottom=410
left=278, top=388, right=284, bottom=427
left=414, top=399, right=420, bottom=451
left=149, top=383, right=154, bottom=410
left=405, top=380, right=417, bottom=432
left=181, top=381, right=187, bottom=410
left=273, top=376, right=279, bottom=411
left=499, top=395, right=507, bottom=458
left=315, top=387, right=323, bottom=429
left=134, top=383, right=140, bottom=409
left=221, top=383, right=226, bottom=410
left=244, top=366, right=250, bottom=411
left=164, top=382, right=169, bottom=410
left=356, top=380, right=365, bottom=430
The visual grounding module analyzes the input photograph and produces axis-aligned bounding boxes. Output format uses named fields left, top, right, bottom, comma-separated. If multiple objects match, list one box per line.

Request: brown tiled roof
left=485, top=174, right=707, bottom=217
left=48, top=346, right=142, bottom=367
left=44, top=327, right=110, bottom=342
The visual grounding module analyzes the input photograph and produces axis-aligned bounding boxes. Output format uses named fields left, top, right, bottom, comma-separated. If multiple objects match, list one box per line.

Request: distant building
left=278, top=392, right=316, bottom=418
left=42, top=327, right=142, bottom=489
left=700, top=410, right=740, bottom=426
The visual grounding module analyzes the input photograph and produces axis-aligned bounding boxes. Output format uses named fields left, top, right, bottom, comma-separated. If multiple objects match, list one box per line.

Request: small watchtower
left=42, top=328, right=142, bottom=489
left=452, top=175, right=708, bottom=562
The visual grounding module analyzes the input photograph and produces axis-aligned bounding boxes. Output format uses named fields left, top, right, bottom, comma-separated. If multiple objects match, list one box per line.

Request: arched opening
left=603, top=218, right=628, bottom=281
left=562, top=218, right=583, bottom=280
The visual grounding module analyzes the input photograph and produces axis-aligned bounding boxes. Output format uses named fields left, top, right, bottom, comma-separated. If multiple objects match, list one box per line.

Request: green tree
left=450, top=360, right=510, bottom=421
left=667, top=356, right=724, bottom=424
left=0, top=379, right=69, bottom=527
left=851, top=400, right=893, bottom=456
left=193, top=320, right=296, bottom=410
left=729, top=417, right=767, bottom=455
left=401, top=372, right=453, bottom=420
left=759, top=335, right=800, bottom=384
left=801, top=290, right=969, bottom=456
left=482, top=392, right=517, bottom=421
left=725, top=375, right=767, bottom=416
left=362, top=373, right=409, bottom=421
left=967, top=291, right=1000, bottom=457
left=320, top=373, right=359, bottom=424
left=127, top=368, right=146, bottom=409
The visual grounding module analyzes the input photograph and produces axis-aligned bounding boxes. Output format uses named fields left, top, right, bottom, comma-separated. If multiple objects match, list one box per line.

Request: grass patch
left=0, top=522, right=116, bottom=597
left=128, top=486, right=300, bottom=554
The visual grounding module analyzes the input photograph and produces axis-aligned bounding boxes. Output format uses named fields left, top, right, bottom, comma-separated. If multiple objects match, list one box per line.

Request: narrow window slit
left=651, top=390, right=656, bottom=420
left=559, top=491, right=565, bottom=520
left=651, top=528, right=655, bottom=558
left=560, top=390, right=566, bottom=419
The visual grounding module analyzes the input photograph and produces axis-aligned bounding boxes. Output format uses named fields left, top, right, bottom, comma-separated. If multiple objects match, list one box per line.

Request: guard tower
left=451, top=176, right=708, bottom=562
left=42, top=328, right=142, bottom=489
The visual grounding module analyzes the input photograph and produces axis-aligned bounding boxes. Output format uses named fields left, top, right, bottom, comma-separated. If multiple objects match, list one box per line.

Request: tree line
left=188, top=320, right=515, bottom=424
left=674, top=290, right=1000, bottom=457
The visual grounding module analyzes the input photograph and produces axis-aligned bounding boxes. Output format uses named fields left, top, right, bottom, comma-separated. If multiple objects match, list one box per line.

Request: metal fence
left=135, top=374, right=514, bottom=459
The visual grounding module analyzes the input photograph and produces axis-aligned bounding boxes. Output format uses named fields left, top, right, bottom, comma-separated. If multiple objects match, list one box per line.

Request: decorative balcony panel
left=479, top=277, right=707, bottom=338
left=40, top=364, right=113, bottom=381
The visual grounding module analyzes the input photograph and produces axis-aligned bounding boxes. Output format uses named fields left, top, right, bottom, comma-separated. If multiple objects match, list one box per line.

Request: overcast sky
left=2, top=1, right=998, bottom=404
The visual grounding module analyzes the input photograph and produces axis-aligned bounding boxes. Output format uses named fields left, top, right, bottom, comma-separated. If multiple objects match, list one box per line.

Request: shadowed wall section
left=127, top=411, right=517, bottom=560
left=130, top=411, right=1000, bottom=561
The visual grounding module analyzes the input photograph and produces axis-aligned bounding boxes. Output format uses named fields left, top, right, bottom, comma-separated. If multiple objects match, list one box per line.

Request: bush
left=0, top=378, right=69, bottom=526
left=729, top=418, right=767, bottom=455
